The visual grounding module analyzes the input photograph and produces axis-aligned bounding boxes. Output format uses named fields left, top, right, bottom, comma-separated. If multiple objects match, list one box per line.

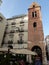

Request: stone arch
left=31, top=46, right=42, bottom=56
left=31, top=46, right=42, bottom=64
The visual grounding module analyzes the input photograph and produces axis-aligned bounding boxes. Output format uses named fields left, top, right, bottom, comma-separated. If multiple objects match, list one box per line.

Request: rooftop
left=29, top=2, right=40, bottom=9
left=7, top=14, right=27, bottom=20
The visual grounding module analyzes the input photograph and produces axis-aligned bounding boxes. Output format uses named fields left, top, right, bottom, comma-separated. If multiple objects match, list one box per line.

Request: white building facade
left=3, top=14, right=28, bottom=49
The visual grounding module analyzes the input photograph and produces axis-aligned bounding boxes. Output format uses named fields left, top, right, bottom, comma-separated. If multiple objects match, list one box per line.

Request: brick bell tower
left=28, top=2, right=47, bottom=65
left=28, top=2, right=44, bottom=48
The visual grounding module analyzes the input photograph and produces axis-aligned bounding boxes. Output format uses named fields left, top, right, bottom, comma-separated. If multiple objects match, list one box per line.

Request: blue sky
left=0, top=0, right=49, bottom=38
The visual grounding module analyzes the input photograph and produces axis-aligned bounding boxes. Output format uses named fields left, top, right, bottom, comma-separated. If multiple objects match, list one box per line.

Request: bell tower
left=28, top=2, right=44, bottom=44
left=28, top=2, right=47, bottom=65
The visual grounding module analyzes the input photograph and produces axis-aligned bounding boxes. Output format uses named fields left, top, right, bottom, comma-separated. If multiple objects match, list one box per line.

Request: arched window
left=32, top=11, right=37, bottom=18
left=33, top=5, right=35, bottom=8
left=33, top=22, right=37, bottom=28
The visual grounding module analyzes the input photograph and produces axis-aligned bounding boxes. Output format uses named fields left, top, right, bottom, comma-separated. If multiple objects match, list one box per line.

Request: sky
left=0, top=0, right=49, bottom=38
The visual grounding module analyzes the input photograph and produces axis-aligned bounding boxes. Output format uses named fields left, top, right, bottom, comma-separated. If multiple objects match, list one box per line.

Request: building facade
left=3, top=15, right=28, bottom=49
left=28, top=2, right=47, bottom=65
left=45, top=35, right=49, bottom=61
left=0, top=2, right=47, bottom=65
left=0, top=13, right=6, bottom=47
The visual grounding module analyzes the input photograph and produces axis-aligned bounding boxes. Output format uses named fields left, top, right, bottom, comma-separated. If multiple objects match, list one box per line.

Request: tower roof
left=29, top=2, right=40, bottom=9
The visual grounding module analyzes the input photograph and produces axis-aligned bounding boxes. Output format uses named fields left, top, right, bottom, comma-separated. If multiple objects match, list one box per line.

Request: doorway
left=31, top=46, right=42, bottom=65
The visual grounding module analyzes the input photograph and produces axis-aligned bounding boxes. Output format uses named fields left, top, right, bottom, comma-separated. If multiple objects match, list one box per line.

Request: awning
left=0, top=48, right=8, bottom=52
left=0, top=48, right=37, bottom=55
left=10, top=49, right=37, bottom=55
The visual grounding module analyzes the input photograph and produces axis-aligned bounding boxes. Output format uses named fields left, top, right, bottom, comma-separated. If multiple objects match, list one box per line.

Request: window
left=20, top=24, right=24, bottom=26
left=20, top=29, right=24, bottom=32
left=33, top=22, right=37, bottom=28
left=17, top=40, right=23, bottom=44
left=32, top=12, right=34, bottom=17
left=6, top=26, right=8, bottom=29
left=8, top=45, right=13, bottom=49
left=10, top=30, right=15, bottom=33
left=8, top=40, right=13, bottom=44
left=20, top=21, right=24, bottom=24
left=6, top=24, right=8, bottom=26
left=17, top=36, right=23, bottom=44
left=32, top=11, right=37, bottom=18
left=33, top=5, right=35, bottom=8
left=35, top=11, right=37, bottom=17
left=19, top=33, right=24, bottom=36
left=11, top=22, right=16, bottom=25
left=9, top=33, right=14, bottom=38
left=16, top=29, right=18, bottom=32
left=11, top=26, right=16, bottom=28
left=19, top=28, right=24, bottom=32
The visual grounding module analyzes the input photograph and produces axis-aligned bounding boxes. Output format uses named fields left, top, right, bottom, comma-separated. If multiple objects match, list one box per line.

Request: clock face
left=0, top=16, right=3, bottom=21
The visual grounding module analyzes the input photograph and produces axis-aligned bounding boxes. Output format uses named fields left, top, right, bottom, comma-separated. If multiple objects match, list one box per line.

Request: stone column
left=26, top=55, right=29, bottom=62
left=42, top=46, right=47, bottom=65
left=28, top=55, right=32, bottom=63
left=42, top=52, right=47, bottom=65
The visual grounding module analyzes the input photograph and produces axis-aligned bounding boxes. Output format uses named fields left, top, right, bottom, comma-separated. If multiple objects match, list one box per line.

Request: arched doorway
left=31, top=46, right=42, bottom=65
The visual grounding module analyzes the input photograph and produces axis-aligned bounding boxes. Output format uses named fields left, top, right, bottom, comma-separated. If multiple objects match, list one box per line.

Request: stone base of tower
left=42, top=44, right=47, bottom=65
left=28, top=41, right=47, bottom=65
left=42, top=53, right=47, bottom=65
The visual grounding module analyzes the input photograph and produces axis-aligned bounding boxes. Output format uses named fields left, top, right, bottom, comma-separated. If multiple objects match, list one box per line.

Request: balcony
left=10, top=30, right=15, bottom=33
left=20, top=21, right=24, bottom=24
left=19, top=33, right=24, bottom=36
left=17, top=39, right=23, bottom=44
left=18, top=28, right=24, bottom=32
left=12, top=43, right=27, bottom=49
left=11, top=22, right=16, bottom=25
left=8, top=40, right=13, bottom=44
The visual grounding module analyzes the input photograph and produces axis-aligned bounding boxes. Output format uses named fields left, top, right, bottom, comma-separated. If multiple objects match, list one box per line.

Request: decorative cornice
left=7, top=14, right=27, bottom=20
